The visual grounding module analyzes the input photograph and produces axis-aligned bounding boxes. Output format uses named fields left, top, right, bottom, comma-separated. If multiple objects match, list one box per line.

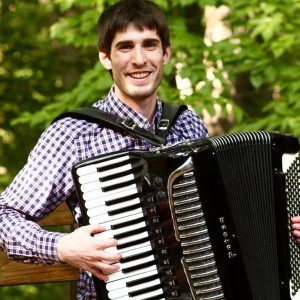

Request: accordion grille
left=171, top=169, right=225, bottom=300
left=286, top=155, right=300, bottom=297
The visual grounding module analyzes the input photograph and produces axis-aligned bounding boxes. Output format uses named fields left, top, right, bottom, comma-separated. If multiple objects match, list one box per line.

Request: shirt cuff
left=35, top=231, right=66, bottom=265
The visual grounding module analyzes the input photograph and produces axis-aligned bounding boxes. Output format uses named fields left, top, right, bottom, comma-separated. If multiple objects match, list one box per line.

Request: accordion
left=72, top=131, right=300, bottom=300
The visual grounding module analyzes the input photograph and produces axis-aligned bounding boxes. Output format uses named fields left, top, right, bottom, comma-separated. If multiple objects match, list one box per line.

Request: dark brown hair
left=97, top=0, right=170, bottom=57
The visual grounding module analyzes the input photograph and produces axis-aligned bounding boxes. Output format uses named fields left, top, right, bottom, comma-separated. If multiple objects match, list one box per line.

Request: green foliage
left=1, top=283, right=72, bottom=300
left=207, top=0, right=300, bottom=137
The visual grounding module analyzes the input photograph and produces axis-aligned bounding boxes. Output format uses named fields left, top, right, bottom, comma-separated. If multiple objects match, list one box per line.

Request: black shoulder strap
left=157, top=102, right=187, bottom=139
left=51, top=102, right=187, bottom=147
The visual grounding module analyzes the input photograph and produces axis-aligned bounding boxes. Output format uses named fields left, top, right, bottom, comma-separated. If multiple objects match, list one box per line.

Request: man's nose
left=132, top=47, right=147, bottom=65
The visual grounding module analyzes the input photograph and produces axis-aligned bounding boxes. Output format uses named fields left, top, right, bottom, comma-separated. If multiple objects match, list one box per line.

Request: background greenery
left=1, top=0, right=300, bottom=299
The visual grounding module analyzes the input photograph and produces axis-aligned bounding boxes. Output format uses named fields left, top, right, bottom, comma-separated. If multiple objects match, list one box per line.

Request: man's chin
left=127, top=87, right=155, bottom=101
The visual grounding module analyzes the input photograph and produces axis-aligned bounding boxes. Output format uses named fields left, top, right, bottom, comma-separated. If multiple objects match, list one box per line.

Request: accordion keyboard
left=74, top=152, right=182, bottom=300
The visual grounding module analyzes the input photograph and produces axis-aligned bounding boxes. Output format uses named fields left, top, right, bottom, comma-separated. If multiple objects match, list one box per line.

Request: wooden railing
left=0, top=202, right=79, bottom=299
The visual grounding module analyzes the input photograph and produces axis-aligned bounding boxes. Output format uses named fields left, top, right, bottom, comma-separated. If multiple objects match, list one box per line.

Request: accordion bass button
left=153, top=177, right=164, bottom=188
left=156, top=190, right=167, bottom=201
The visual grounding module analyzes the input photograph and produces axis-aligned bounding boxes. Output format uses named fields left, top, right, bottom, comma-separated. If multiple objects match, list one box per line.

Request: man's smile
left=129, top=72, right=151, bottom=79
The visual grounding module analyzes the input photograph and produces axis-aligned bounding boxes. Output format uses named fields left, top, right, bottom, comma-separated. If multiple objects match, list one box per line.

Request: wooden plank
left=0, top=201, right=79, bottom=286
left=38, top=202, right=74, bottom=226
left=0, top=252, right=79, bottom=285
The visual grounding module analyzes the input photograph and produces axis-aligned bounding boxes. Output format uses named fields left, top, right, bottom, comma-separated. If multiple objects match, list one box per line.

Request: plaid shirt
left=0, top=88, right=208, bottom=299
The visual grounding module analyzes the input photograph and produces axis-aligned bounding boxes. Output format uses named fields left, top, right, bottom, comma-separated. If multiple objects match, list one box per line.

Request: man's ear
left=99, top=51, right=112, bottom=70
left=162, top=45, right=171, bottom=66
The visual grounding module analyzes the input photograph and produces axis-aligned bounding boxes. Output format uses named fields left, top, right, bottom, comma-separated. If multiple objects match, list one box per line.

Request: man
left=0, top=0, right=208, bottom=299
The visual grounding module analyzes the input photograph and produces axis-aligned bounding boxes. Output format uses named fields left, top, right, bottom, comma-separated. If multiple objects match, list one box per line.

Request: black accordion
left=72, top=131, right=300, bottom=300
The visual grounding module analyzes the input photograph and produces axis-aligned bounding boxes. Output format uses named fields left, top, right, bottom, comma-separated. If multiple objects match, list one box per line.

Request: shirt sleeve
left=0, top=122, right=77, bottom=265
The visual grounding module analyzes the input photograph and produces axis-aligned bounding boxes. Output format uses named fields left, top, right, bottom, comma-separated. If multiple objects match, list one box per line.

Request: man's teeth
left=131, top=72, right=149, bottom=79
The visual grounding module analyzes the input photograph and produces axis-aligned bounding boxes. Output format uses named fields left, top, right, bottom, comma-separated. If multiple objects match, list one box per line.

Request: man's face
left=100, top=24, right=171, bottom=105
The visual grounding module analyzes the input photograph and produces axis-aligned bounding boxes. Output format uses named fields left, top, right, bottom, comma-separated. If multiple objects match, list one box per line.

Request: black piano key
left=126, top=273, right=160, bottom=287
left=122, top=259, right=156, bottom=274
left=115, top=226, right=148, bottom=240
left=111, top=216, right=145, bottom=230
left=120, top=249, right=154, bottom=264
left=105, top=192, right=139, bottom=206
left=117, top=236, right=150, bottom=250
left=129, top=283, right=162, bottom=297
left=102, top=178, right=139, bottom=192
left=108, top=202, right=141, bottom=216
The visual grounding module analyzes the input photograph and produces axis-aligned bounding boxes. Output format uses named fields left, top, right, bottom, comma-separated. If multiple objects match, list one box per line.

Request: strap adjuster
left=121, top=118, right=137, bottom=130
left=158, top=119, right=169, bottom=130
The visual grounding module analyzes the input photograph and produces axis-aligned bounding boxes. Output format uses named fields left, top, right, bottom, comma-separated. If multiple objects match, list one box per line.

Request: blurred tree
left=206, top=0, right=300, bottom=135
left=1, top=0, right=300, bottom=298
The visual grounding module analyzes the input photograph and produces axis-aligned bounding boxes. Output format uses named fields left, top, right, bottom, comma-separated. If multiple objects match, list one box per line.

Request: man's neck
left=114, top=89, right=158, bottom=123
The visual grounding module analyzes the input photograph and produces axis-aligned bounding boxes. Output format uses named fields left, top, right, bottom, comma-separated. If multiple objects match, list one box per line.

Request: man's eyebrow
left=114, top=40, right=133, bottom=47
left=114, top=38, right=160, bottom=47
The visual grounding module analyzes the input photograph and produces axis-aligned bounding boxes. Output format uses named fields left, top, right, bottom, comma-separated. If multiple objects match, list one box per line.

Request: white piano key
left=100, top=212, right=144, bottom=229
left=106, top=241, right=151, bottom=254
left=119, top=254, right=154, bottom=271
left=89, top=207, right=142, bottom=224
left=83, top=184, right=137, bottom=204
left=83, top=184, right=138, bottom=201
left=106, top=268, right=158, bottom=291
left=78, top=172, right=101, bottom=185
left=93, top=224, right=148, bottom=241
left=108, top=278, right=161, bottom=299
left=86, top=197, right=140, bottom=217
left=81, top=173, right=136, bottom=193
left=107, top=264, right=157, bottom=282
left=78, top=162, right=135, bottom=185
left=76, top=155, right=130, bottom=177
left=111, top=287, right=164, bottom=300
left=121, top=244, right=152, bottom=259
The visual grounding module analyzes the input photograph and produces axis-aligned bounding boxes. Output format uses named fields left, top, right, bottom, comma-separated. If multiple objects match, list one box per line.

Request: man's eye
left=119, top=44, right=132, bottom=51
left=145, top=42, right=157, bottom=49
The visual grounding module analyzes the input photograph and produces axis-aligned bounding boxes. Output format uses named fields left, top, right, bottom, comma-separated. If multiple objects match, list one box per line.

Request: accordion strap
left=51, top=102, right=187, bottom=147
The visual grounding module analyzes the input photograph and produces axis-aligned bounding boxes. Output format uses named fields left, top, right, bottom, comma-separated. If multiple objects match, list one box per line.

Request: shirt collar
left=94, top=86, right=163, bottom=132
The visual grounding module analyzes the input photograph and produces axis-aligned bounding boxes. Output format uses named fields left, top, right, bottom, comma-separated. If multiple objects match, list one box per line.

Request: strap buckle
left=121, top=118, right=137, bottom=130
left=158, top=119, right=169, bottom=130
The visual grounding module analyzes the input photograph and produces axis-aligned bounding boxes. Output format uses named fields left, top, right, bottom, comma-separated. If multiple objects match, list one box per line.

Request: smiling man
left=99, top=23, right=171, bottom=121
left=0, top=0, right=208, bottom=299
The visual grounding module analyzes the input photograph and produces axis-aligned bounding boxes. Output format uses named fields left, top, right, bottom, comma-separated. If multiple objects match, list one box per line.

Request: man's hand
left=291, top=216, right=300, bottom=243
left=57, top=224, right=121, bottom=281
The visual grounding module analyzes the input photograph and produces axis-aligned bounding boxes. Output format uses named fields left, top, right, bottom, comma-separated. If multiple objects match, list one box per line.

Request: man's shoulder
left=49, top=100, right=109, bottom=137
left=49, top=113, right=102, bottom=140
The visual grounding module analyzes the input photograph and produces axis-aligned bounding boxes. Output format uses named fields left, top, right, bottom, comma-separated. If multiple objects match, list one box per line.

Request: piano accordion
left=72, top=131, right=300, bottom=300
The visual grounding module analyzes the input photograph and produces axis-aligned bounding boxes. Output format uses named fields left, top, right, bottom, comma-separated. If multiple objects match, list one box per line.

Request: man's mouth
left=129, top=72, right=150, bottom=79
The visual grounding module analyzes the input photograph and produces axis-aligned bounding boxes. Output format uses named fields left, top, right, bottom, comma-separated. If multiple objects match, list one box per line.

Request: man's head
left=97, top=0, right=170, bottom=57
left=97, top=0, right=171, bottom=113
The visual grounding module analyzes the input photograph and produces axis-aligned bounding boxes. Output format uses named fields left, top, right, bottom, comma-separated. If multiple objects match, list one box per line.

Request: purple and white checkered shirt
left=0, top=87, right=208, bottom=299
